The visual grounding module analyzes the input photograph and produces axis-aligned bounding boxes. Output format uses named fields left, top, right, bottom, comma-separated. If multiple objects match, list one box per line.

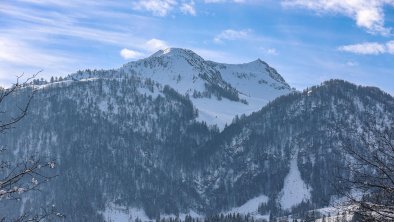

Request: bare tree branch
left=0, top=73, right=63, bottom=221
left=334, top=119, right=394, bottom=221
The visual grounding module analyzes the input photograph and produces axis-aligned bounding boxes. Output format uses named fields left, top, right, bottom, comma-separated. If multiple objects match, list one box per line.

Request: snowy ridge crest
left=149, top=48, right=204, bottom=62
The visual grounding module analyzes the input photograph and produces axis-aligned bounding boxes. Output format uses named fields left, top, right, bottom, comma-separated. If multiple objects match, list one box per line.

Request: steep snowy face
left=203, top=60, right=291, bottom=127
left=121, top=48, right=292, bottom=128
left=207, top=59, right=290, bottom=96
left=122, top=48, right=209, bottom=95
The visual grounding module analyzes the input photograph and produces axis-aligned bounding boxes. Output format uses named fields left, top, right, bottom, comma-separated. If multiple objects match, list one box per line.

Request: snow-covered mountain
left=0, top=50, right=392, bottom=222
left=68, top=48, right=292, bottom=128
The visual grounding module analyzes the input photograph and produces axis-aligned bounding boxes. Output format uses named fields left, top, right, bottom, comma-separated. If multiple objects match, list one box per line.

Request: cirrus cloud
left=338, top=41, right=394, bottom=55
left=214, top=29, right=252, bottom=43
left=204, top=0, right=247, bottom=3
left=131, top=0, right=249, bottom=16
left=282, top=0, right=394, bottom=36
left=132, top=0, right=177, bottom=16
left=180, top=1, right=196, bottom=15
left=120, top=48, right=144, bottom=59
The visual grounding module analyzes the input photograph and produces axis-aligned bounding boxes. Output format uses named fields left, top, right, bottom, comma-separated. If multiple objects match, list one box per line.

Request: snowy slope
left=68, top=48, right=293, bottom=129
left=227, top=194, right=269, bottom=215
left=122, top=48, right=209, bottom=95
left=279, top=158, right=312, bottom=210
left=203, top=59, right=292, bottom=128
left=102, top=204, right=150, bottom=222
left=102, top=203, right=201, bottom=222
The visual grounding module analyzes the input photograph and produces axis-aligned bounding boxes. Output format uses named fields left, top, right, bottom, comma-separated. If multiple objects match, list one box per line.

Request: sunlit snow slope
left=69, top=48, right=293, bottom=129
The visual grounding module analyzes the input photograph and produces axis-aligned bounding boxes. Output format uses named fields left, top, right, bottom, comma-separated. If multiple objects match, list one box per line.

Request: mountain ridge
left=63, top=48, right=293, bottom=129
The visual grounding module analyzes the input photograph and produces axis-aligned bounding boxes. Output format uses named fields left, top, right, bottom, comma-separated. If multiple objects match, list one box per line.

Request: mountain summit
left=69, top=48, right=293, bottom=128
left=149, top=48, right=205, bottom=61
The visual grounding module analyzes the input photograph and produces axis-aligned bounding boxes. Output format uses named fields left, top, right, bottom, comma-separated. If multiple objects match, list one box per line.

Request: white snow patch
left=161, top=210, right=202, bottom=220
left=228, top=194, right=269, bottom=215
left=102, top=204, right=201, bottom=222
left=279, top=158, right=312, bottom=210
left=102, top=204, right=150, bottom=222
left=192, top=95, right=276, bottom=130
left=222, top=194, right=270, bottom=220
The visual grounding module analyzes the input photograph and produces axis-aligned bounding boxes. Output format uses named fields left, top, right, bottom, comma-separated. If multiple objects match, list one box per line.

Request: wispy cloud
left=132, top=0, right=177, bottom=17
left=266, top=48, right=279, bottom=55
left=0, top=36, right=77, bottom=86
left=120, top=49, right=144, bottom=60
left=214, top=29, right=252, bottom=43
left=346, top=61, right=358, bottom=67
left=0, top=37, right=73, bottom=67
left=145, top=39, right=169, bottom=52
left=130, top=0, right=250, bottom=16
left=282, top=0, right=394, bottom=36
left=204, top=0, right=248, bottom=3
left=387, top=41, right=394, bottom=54
left=0, top=1, right=154, bottom=48
left=180, top=1, right=196, bottom=16
left=338, top=41, right=394, bottom=55
left=119, top=38, right=169, bottom=60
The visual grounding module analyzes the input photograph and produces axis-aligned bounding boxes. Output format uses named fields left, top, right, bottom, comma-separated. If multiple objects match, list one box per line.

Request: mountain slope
left=0, top=77, right=218, bottom=220
left=193, top=80, right=394, bottom=217
left=67, top=48, right=292, bottom=128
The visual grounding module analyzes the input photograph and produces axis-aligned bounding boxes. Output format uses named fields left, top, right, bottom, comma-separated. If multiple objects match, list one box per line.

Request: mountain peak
left=149, top=48, right=204, bottom=61
left=255, top=58, right=264, bottom=63
left=247, top=58, right=269, bottom=67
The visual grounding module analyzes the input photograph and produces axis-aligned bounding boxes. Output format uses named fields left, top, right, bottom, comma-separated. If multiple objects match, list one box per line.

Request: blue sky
left=0, top=0, right=393, bottom=95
